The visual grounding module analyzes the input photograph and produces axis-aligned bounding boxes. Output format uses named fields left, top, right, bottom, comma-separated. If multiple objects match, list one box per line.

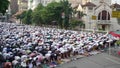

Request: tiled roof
left=82, top=2, right=96, bottom=7
left=73, top=4, right=79, bottom=9
left=111, top=3, right=120, bottom=8
left=94, top=1, right=110, bottom=10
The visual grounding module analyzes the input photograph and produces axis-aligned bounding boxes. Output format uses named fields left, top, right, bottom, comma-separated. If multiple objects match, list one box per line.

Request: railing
left=0, top=16, right=6, bottom=22
left=82, top=29, right=108, bottom=33
left=104, top=45, right=120, bottom=58
left=97, top=20, right=111, bottom=24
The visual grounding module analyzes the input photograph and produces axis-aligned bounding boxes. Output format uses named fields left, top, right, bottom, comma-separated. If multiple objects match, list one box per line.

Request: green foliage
left=32, top=4, right=44, bottom=25
left=16, top=11, right=27, bottom=23
left=32, top=10, right=43, bottom=25
left=16, top=11, right=27, bottom=19
left=22, top=9, right=32, bottom=25
left=73, top=9, right=86, bottom=19
left=60, top=0, right=73, bottom=29
left=32, top=2, right=63, bottom=26
left=0, top=0, right=9, bottom=14
left=34, top=4, right=44, bottom=11
left=116, top=40, right=120, bottom=45
left=69, top=19, right=84, bottom=29
left=78, top=11, right=86, bottom=19
left=46, top=2, right=63, bottom=22
left=39, top=1, right=71, bottom=28
left=40, top=7, right=51, bottom=25
left=17, top=0, right=73, bottom=29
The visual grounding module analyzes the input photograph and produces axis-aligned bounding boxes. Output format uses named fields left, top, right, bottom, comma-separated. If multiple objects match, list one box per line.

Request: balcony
left=96, top=20, right=111, bottom=24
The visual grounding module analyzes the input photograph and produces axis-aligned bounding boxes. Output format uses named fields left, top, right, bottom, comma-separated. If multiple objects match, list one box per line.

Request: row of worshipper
left=0, top=22, right=117, bottom=68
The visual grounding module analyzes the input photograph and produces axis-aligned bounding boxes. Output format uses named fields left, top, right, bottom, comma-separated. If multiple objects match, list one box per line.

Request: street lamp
left=107, top=39, right=112, bottom=55
left=5, top=9, right=11, bottom=22
left=5, top=10, right=8, bottom=22
left=62, top=12, right=65, bottom=19
left=89, top=21, right=91, bottom=29
left=0, top=13, right=4, bottom=22
left=61, top=12, right=65, bottom=28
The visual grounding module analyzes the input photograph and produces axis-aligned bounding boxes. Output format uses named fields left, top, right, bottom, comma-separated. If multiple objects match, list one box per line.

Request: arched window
left=98, top=10, right=110, bottom=20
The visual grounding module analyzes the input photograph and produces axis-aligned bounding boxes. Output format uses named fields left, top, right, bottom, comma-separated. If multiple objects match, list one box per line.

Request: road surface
left=56, top=53, right=120, bottom=68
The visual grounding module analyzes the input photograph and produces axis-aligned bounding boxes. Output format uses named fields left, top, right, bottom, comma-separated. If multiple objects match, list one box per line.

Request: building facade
left=9, top=0, right=19, bottom=14
left=69, top=0, right=120, bottom=31
left=18, top=0, right=28, bottom=11
left=81, top=0, right=120, bottom=31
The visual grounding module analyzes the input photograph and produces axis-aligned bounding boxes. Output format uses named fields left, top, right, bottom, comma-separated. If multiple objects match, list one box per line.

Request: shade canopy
left=109, top=31, right=120, bottom=38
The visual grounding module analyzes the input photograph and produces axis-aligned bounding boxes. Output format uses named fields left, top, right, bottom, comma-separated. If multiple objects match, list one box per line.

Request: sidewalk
left=57, top=51, right=101, bottom=67
left=56, top=53, right=120, bottom=68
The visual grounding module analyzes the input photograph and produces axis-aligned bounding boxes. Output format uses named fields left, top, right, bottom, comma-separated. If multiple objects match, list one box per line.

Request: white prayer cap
left=12, top=60, right=18, bottom=65
left=106, top=39, right=112, bottom=42
left=48, top=51, right=52, bottom=54
left=15, top=56, right=21, bottom=60
left=35, top=31, right=39, bottom=35
left=21, top=62, right=27, bottom=67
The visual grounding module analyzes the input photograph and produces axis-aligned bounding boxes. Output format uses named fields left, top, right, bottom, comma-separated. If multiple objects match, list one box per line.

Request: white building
left=79, top=0, right=120, bottom=31
left=18, top=0, right=28, bottom=11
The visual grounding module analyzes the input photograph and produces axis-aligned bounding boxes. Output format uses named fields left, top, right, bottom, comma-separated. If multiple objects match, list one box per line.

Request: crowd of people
left=0, top=22, right=118, bottom=68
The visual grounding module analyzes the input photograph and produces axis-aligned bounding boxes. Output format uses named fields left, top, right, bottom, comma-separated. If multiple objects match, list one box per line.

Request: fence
left=105, top=45, right=120, bottom=58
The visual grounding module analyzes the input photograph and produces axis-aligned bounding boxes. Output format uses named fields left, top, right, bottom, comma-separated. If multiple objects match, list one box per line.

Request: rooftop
left=111, top=3, right=120, bottom=8
left=82, top=2, right=96, bottom=7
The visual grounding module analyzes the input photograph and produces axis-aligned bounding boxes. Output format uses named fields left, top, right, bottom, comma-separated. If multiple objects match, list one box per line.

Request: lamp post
left=107, top=39, right=112, bottom=55
left=5, top=10, right=8, bottom=22
left=0, top=13, right=3, bottom=22
left=5, top=9, right=11, bottom=22
left=89, top=21, right=91, bottom=29
left=62, top=12, right=65, bottom=19
left=109, top=41, right=111, bottom=55
left=62, top=12, right=65, bottom=28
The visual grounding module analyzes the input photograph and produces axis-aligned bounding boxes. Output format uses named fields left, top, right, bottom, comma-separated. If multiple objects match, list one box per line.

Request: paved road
left=56, top=53, right=120, bottom=68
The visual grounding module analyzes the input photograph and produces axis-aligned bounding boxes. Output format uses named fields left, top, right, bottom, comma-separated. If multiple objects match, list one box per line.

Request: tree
left=32, top=4, right=44, bottom=26
left=16, top=0, right=73, bottom=29
left=77, top=11, right=86, bottom=19
left=0, top=0, right=9, bottom=14
left=46, top=2, right=63, bottom=24
left=39, top=1, right=73, bottom=29
left=73, top=8, right=86, bottom=19
left=116, top=40, right=120, bottom=46
left=40, top=7, right=51, bottom=25
left=22, top=9, right=32, bottom=25
left=69, top=19, right=84, bottom=29
left=16, top=11, right=27, bottom=23
left=60, top=0, right=73, bottom=29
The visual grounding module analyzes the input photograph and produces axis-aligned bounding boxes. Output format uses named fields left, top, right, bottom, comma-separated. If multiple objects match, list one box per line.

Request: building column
left=100, top=12, right=102, bottom=20
left=106, top=12, right=108, bottom=20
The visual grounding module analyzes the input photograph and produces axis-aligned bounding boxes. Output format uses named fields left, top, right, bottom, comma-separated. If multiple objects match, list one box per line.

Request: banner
left=109, top=31, right=120, bottom=38
left=112, top=11, right=120, bottom=18
left=92, top=15, right=96, bottom=20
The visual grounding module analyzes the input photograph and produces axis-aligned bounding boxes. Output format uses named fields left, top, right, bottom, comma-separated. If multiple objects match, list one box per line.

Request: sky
left=112, top=0, right=120, bottom=4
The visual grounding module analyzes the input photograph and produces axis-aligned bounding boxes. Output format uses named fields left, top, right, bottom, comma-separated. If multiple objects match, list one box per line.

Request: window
left=88, top=7, right=93, bottom=10
left=98, top=10, right=110, bottom=20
